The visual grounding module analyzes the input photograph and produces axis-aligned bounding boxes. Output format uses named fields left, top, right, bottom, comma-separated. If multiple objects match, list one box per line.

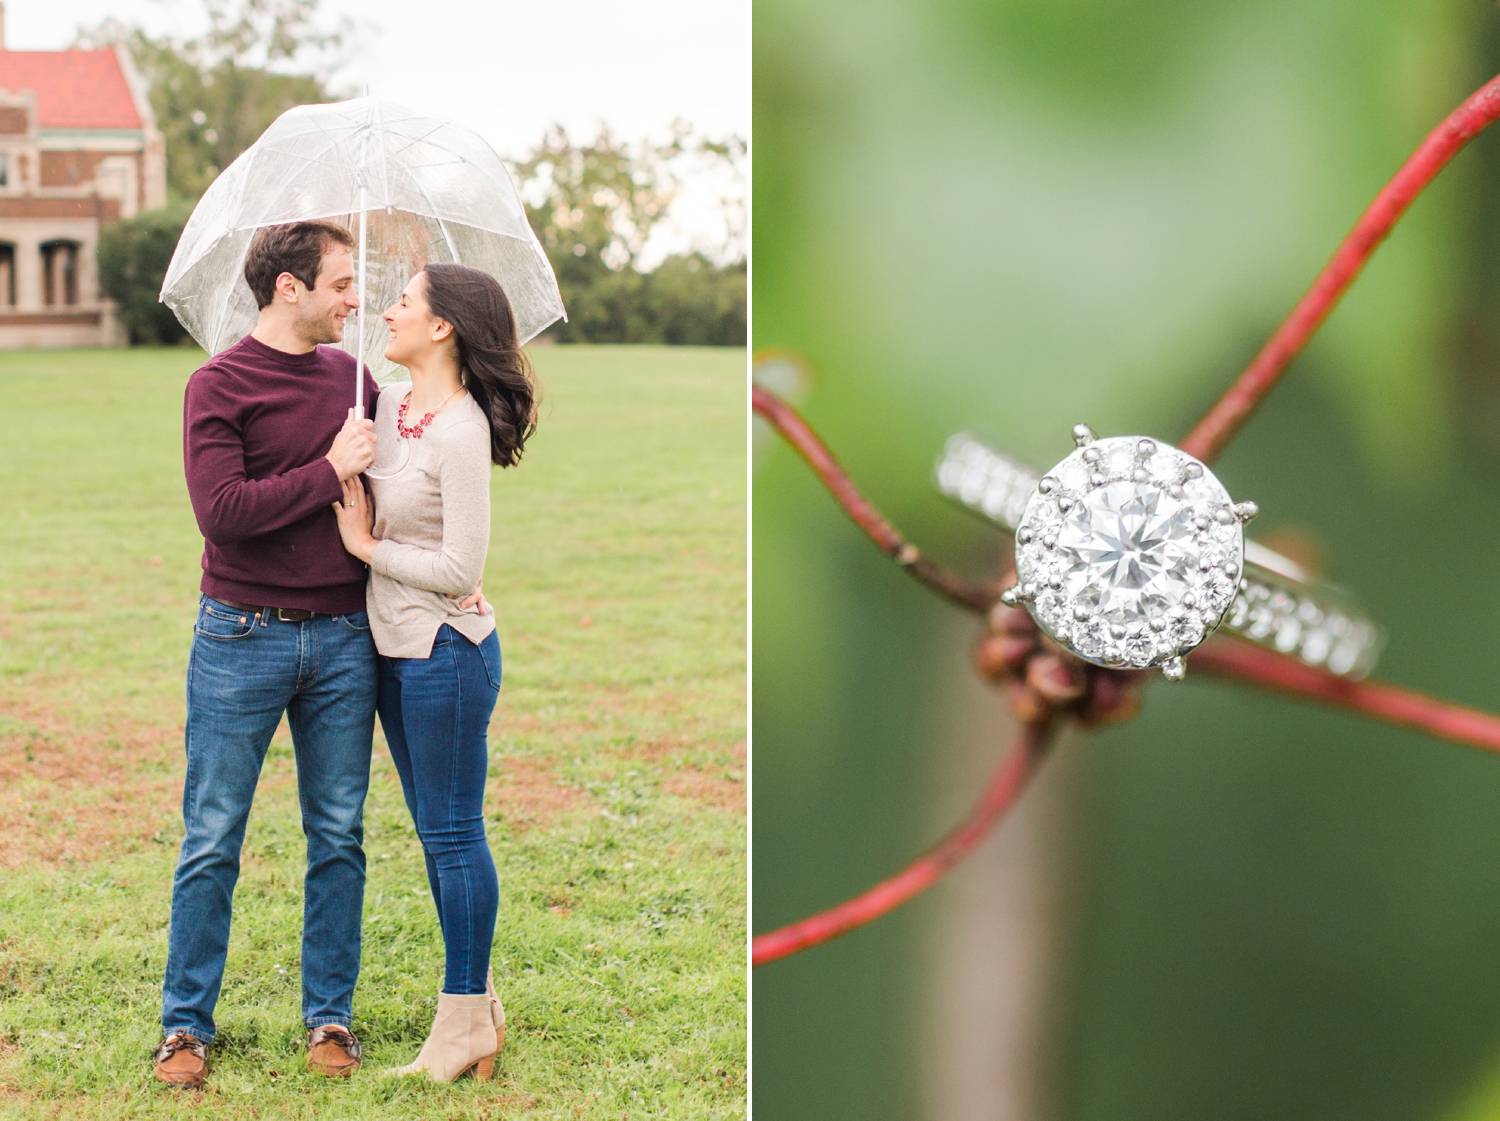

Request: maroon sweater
left=183, top=334, right=380, bottom=614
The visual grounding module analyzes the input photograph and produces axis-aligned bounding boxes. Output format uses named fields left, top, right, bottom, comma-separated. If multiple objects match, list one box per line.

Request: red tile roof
left=0, top=50, right=142, bottom=130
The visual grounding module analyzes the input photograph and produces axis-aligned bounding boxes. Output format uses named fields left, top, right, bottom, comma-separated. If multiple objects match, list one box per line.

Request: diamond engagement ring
left=935, top=424, right=1382, bottom=681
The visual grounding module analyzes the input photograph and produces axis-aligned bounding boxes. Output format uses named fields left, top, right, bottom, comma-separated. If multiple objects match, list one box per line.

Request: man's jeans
left=161, top=596, right=377, bottom=1043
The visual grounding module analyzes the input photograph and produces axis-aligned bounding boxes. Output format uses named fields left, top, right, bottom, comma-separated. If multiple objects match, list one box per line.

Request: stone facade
left=0, top=23, right=166, bottom=348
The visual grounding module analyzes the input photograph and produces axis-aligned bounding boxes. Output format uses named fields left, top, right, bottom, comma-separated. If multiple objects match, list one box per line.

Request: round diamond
left=1015, top=435, right=1242, bottom=668
left=1201, top=572, right=1238, bottom=613
left=1033, top=589, right=1068, bottom=633
left=1122, top=630, right=1158, bottom=667
left=1073, top=620, right=1107, bottom=660
left=1168, top=610, right=1206, bottom=650
left=1055, top=480, right=1199, bottom=625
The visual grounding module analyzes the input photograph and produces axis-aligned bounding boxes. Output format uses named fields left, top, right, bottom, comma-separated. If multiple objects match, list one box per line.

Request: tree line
left=86, top=0, right=745, bottom=347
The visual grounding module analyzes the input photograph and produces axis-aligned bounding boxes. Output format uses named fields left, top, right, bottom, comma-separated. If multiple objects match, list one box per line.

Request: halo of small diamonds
left=1012, top=433, right=1244, bottom=671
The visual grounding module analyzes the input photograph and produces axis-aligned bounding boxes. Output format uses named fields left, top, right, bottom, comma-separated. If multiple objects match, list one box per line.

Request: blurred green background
left=753, top=1, right=1500, bottom=1119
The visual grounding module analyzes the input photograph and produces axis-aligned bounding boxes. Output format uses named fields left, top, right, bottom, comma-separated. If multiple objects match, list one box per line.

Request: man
left=155, top=221, right=396, bottom=1087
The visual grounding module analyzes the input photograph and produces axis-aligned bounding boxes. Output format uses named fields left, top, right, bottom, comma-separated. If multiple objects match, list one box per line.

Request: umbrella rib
left=374, top=100, right=392, bottom=204
left=384, top=125, right=508, bottom=192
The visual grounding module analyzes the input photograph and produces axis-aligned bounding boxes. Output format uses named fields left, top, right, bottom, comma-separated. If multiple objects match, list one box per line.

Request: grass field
left=0, top=344, right=746, bottom=1119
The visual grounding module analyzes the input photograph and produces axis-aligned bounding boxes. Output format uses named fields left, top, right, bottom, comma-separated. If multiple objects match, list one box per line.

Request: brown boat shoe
left=153, top=1032, right=208, bottom=1088
left=307, top=1024, right=362, bottom=1077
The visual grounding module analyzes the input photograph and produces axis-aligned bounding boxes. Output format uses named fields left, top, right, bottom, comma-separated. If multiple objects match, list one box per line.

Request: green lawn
left=0, top=344, right=746, bottom=1119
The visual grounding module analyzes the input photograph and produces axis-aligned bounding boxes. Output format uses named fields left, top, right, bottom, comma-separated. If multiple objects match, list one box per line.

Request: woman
left=332, top=262, right=536, bottom=1082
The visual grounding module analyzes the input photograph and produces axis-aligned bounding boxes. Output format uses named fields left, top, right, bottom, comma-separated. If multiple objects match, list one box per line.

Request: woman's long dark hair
left=422, top=263, right=538, bottom=467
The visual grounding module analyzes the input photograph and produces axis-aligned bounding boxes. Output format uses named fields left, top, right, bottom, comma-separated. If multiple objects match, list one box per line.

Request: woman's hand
left=331, top=476, right=378, bottom=564
left=451, top=579, right=493, bottom=616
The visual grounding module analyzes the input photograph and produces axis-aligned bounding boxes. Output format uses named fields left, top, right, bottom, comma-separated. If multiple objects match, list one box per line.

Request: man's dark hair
left=243, top=221, right=355, bottom=309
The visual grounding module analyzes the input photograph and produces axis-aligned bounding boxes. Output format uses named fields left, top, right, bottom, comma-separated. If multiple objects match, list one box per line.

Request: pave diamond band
left=935, top=435, right=1041, bottom=534
left=935, top=431, right=1382, bottom=679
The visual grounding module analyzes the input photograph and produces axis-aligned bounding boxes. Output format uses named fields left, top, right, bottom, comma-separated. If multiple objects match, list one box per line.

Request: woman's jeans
left=378, top=624, right=501, bottom=995
left=162, top=597, right=377, bottom=1043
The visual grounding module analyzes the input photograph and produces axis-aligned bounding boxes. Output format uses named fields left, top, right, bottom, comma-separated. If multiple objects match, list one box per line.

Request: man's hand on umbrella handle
left=326, top=408, right=377, bottom=480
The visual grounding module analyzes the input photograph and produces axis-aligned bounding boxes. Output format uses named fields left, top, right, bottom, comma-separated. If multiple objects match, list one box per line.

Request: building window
left=0, top=244, right=15, bottom=307
left=41, top=241, right=79, bottom=307
left=0, top=153, right=10, bottom=188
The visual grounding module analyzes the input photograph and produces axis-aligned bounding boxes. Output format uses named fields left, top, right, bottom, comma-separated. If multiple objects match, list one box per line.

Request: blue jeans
left=162, top=596, right=377, bottom=1042
left=378, top=625, right=501, bottom=995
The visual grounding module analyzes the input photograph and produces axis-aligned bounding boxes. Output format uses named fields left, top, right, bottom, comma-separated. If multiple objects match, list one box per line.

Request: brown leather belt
left=214, top=598, right=321, bottom=622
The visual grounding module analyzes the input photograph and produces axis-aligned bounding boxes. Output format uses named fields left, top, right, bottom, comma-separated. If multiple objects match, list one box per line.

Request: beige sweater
left=366, top=383, right=496, bottom=658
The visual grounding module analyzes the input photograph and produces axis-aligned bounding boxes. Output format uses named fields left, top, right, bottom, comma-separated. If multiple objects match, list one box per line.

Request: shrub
left=97, top=202, right=193, bottom=345
left=540, top=254, right=747, bottom=346
left=641, top=255, right=746, bottom=346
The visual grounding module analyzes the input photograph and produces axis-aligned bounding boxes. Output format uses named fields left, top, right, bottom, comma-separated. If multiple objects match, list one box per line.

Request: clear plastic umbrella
left=161, top=95, right=564, bottom=432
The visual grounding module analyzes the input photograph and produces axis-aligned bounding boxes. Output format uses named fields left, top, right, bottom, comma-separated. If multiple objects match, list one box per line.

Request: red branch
left=1191, top=636, right=1500, bottom=753
left=1180, top=73, right=1500, bottom=464
left=753, top=384, right=996, bottom=613
left=752, top=718, right=1054, bottom=966
left=752, top=76, right=1500, bottom=969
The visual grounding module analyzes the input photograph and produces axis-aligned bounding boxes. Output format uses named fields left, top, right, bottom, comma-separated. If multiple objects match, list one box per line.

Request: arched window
left=40, top=240, right=79, bottom=307
left=0, top=244, right=16, bottom=307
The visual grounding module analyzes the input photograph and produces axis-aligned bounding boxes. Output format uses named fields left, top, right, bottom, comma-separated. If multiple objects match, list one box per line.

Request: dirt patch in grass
left=0, top=1084, right=245, bottom=1119
left=0, top=682, right=739, bottom=866
left=493, top=705, right=601, bottom=740
left=660, top=740, right=747, bottom=813
left=0, top=1070, right=541, bottom=1119
left=663, top=767, right=747, bottom=813
left=490, top=755, right=590, bottom=830
left=471, top=1095, right=543, bottom=1118
left=0, top=696, right=182, bottom=869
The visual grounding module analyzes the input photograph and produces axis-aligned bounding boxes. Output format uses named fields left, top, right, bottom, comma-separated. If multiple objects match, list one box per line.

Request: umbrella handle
left=364, top=434, right=412, bottom=480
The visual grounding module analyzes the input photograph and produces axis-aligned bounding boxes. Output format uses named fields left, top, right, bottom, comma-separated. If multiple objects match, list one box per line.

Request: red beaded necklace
left=396, top=386, right=463, bottom=439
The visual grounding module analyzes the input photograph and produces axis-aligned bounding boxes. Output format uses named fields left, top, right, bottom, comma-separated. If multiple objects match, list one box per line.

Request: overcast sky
left=7, top=0, right=748, bottom=259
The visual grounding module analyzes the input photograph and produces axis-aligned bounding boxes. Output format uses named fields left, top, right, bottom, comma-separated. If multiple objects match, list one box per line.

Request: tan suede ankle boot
left=486, top=968, right=506, bottom=1056
left=386, top=992, right=498, bottom=1082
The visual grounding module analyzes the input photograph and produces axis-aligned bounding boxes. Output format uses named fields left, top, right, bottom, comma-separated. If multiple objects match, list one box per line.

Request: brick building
left=0, top=7, right=166, bottom=347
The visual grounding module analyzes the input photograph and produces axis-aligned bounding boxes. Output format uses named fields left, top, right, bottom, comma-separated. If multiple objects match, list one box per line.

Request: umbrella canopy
left=160, top=96, right=564, bottom=387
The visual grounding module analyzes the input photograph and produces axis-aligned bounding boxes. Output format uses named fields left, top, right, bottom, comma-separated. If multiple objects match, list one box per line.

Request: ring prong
left=1000, top=585, right=1022, bottom=607
left=1234, top=500, right=1259, bottom=523
left=1072, top=423, right=1096, bottom=447
left=1161, top=656, right=1186, bottom=681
